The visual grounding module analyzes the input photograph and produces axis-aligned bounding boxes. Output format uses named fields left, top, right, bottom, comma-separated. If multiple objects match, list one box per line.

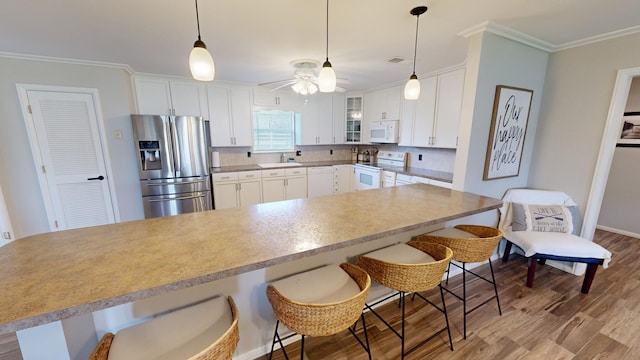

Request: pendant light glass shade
left=404, top=74, right=421, bottom=100
left=318, top=61, right=336, bottom=92
left=404, top=6, right=428, bottom=100
left=319, top=0, right=336, bottom=93
left=189, top=0, right=214, bottom=81
left=189, top=43, right=215, bottom=81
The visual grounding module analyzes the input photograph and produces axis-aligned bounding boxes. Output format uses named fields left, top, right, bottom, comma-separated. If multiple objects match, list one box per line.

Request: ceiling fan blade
left=258, top=79, right=294, bottom=87
left=335, top=86, right=347, bottom=93
left=337, top=78, right=350, bottom=84
left=271, top=81, right=296, bottom=91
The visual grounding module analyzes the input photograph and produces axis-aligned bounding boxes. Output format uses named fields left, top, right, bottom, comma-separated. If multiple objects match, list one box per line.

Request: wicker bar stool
left=88, top=295, right=239, bottom=360
left=266, top=263, right=371, bottom=360
left=356, top=241, right=453, bottom=359
left=413, top=224, right=503, bottom=339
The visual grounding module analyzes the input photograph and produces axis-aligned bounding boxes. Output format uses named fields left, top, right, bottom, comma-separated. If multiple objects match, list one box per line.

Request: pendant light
left=318, top=0, right=337, bottom=92
left=189, top=0, right=215, bottom=81
left=404, top=6, right=428, bottom=100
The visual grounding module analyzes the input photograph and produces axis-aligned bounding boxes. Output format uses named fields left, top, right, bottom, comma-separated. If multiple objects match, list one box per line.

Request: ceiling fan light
left=404, top=74, right=421, bottom=100
left=189, top=45, right=215, bottom=81
left=318, top=61, right=336, bottom=92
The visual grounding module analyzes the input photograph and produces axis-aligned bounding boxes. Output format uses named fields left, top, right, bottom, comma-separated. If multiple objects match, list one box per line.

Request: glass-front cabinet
left=345, top=96, right=362, bottom=143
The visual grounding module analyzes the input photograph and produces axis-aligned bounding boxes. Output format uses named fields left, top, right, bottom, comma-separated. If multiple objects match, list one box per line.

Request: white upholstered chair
left=499, top=189, right=612, bottom=294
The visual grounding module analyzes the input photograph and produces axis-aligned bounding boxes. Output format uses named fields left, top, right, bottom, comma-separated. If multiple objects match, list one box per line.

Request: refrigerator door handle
left=145, top=179, right=206, bottom=186
left=170, top=119, right=181, bottom=177
left=148, top=193, right=206, bottom=202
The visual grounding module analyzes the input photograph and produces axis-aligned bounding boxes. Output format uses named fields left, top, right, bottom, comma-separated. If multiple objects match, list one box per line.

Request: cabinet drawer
left=412, top=176, right=430, bottom=184
left=285, top=168, right=307, bottom=176
left=396, top=174, right=413, bottom=183
left=212, top=172, right=238, bottom=182
left=307, top=166, right=332, bottom=174
left=239, top=170, right=261, bottom=180
left=261, top=169, right=286, bottom=178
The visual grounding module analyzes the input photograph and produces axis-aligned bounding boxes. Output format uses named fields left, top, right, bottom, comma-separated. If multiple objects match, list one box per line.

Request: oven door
left=354, top=165, right=381, bottom=191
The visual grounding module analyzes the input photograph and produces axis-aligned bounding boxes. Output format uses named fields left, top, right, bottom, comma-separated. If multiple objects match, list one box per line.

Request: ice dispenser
left=139, top=141, right=162, bottom=171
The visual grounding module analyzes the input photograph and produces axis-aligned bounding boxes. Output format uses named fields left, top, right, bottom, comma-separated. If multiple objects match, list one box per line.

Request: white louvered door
left=23, top=89, right=116, bottom=230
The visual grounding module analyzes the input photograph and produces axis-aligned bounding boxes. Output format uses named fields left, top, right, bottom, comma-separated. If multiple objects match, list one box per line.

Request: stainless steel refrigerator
left=131, top=114, right=212, bottom=218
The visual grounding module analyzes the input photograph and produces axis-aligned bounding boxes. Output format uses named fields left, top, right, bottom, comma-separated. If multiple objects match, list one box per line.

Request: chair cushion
left=427, top=227, right=476, bottom=239
left=107, top=296, right=232, bottom=360
left=502, top=228, right=611, bottom=268
left=270, top=265, right=361, bottom=304
left=362, top=243, right=436, bottom=264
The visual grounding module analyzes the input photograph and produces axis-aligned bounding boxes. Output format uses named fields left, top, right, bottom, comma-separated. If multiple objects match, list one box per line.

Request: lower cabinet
left=261, top=168, right=307, bottom=203
left=333, top=165, right=353, bottom=194
left=411, top=175, right=453, bottom=189
left=308, top=166, right=333, bottom=197
left=212, top=171, right=262, bottom=209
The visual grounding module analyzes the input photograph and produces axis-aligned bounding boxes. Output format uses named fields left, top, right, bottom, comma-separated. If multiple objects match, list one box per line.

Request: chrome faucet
left=281, top=153, right=287, bottom=163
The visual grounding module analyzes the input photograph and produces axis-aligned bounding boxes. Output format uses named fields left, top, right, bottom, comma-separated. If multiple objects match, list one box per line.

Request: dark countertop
left=211, top=160, right=453, bottom=183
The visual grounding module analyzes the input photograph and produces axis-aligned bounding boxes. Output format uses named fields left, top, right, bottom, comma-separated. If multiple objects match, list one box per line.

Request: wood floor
left=0, top=229, right=635, bottom=360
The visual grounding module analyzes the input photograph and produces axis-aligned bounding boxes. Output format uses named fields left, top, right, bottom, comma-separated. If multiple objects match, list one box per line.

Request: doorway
left=582, top=67, right=640, bottom=240
left=16, top=84, right=120, bottom=231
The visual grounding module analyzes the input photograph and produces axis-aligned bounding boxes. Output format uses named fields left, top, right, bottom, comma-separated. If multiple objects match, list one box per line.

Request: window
left=252, top=110, right=298, bottom=152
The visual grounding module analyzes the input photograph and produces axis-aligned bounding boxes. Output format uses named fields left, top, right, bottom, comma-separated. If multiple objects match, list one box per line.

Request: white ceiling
left=1, top=0, right=639, bottom=91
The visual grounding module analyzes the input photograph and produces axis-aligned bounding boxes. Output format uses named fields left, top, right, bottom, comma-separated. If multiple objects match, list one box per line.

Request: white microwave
left=369, top=120, right=398, bottom=143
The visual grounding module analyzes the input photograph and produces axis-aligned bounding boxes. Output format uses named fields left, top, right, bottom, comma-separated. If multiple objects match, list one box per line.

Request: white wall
left=597, top=77, right=640, bottom=236
left=0, top=56, right=144, bottom=239
left=454, top=32, right=549, bottom=201
left=529, top=32, right=640, bottom=214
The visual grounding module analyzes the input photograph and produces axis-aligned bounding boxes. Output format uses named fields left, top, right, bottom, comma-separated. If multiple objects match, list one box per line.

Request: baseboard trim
left=597, top=225, right=640, bottom=239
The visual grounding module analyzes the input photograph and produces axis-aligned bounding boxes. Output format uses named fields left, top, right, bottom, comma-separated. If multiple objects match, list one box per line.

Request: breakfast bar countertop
left=0, top=184, right=500, bottom=334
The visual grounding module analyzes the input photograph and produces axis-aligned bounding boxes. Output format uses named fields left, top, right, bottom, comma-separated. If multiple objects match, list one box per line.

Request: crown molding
left=458, top=21, right=555, bottom=52
left=554, top=24, right=640, bottom=51
left=0, top=51, right=134, bottom=74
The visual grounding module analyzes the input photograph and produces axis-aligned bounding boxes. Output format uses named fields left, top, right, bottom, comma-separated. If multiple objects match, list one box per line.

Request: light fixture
left=404, top=6, right=428, bottom=100
left=189, top=0, right=215, bottom=81
left=292, top=79, right=318, bottom=96
left=318, top=0, right=336, bottom=92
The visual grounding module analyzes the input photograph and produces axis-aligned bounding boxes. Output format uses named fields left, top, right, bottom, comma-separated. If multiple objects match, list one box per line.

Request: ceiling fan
left=258, top=59, right=348, bottom=95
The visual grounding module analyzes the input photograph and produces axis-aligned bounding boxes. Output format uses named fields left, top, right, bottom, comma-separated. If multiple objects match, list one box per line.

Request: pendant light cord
left=325, top=0, right=329, bottom=62
left=195, top=0, right=202, bottom=41
left=412, top=13, right=420, bottom=75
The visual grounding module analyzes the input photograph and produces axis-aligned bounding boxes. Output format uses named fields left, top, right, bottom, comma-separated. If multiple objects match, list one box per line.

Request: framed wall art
left=483, top=85, right=533, bottom=180
left=617, top=112, right=640, bottom=147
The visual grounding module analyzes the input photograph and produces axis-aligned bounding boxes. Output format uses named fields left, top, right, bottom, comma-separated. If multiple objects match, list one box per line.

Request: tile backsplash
left=211, top=144, right=456, bottom=173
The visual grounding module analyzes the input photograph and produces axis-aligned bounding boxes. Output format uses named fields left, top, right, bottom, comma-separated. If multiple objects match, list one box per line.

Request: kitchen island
left=0, top=184, right=501, bottom=358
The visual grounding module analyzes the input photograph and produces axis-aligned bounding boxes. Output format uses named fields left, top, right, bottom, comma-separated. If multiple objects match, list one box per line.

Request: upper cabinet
left=133, top=76, right=207, bottom=116
left=297, top=93, right=346, bottom=145
left=399, top=68, right=464, bottom=149
left=253, top=88, right=302, bottom=108
left=207, top=86, right=253, bottom=147
left=345, top=96, right=362, bottom=143
left=364, top=86, right=402, bottom=122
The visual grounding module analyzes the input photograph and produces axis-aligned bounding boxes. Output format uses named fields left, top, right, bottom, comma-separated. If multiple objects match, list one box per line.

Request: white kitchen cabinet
left=212, top=171, right=262, bottom=209
left=395, top=173, right=415, bottom=186
left=382, top=170, right=396, bottom=187
left=253, top=88, right=302, bottom=108
left=365, top=86, right=402, bottom=122
left=345, top=96, right=363, bottom=143
left=261, top=167, right=307, bottom=203
left=297, top=93, right=345, bottom=145
left=333, top=164, right=352, bottom=194
left=410, top=175, right=453, bottom=189
left=399, top=69, right=464, bottom=148
left=133, top=76, right=206, bottom=116
left=307, top=166, right=333, bottom=197
left=207, top=86, right=253, bottom=147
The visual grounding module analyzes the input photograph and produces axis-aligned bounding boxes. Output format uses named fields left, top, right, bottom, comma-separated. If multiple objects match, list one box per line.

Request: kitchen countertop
left=211, top=160, right=454, bottom=183
left=0, top=184, right=499, bottom=334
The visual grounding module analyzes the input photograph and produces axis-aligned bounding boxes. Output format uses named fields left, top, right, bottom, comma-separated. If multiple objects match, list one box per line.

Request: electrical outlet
left=296, top=150, right=301, bottom=156
left=330, top=149, right=333, bottom=155
left=418, top=154, right=423, bottom=161
left=247, top=151, right=251, bottom=158
left=114, top=129, right=122, bottom=139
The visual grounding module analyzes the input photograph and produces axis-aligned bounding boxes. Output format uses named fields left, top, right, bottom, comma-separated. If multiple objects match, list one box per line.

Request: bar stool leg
left=440, top=284, right=454, bottom=351
left=463, top=262, right=467, bottom=339
left=401, top=292, right=406, bottom=360
left=489, top=259, right=502, bottom=315
left=269, top=320, right=290, bottom=360
left=300, top=335, right=305, bottom=360
left=445, top=262, right=452, bottom=284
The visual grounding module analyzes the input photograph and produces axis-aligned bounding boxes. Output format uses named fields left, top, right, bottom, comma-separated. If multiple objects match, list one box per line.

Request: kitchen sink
left=257, top=162, right=303, bottom=168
